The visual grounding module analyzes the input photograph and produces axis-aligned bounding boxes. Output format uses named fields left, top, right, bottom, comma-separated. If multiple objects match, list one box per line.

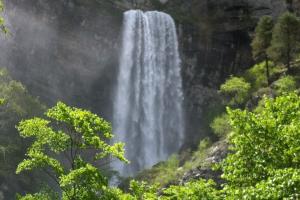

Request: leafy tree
left=251, top=16, right=274, bottom=85
left=268, top=12, right=300, bottom=70
left=162, top=179, right=219, bottom=200
left=0, top=68, right=45, bottom=198
left=245, top=61, right=280, bottom=91
left=210, top=113, right=231, bottom=138
left=220, top=77, right=251, bottom=107
left=0, top=0, right=8, bottom=34
left=272, top=75, right=296, bottom=95
left=221, top=93, right=300, bottom=198
left=16, top=102, right=128, bottom=200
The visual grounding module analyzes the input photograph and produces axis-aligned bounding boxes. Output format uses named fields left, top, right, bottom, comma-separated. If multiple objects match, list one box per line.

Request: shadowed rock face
left=0, top=0, right=290, bottom=190
left=166, top=0, right=287, bottom=147
left=0, top=0, right=289, bottom=156
left=0, top=0, right=123, bottom=120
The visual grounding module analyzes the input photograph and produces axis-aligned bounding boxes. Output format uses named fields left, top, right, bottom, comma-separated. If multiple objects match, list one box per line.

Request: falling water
left=112, top=10, right=184, bottom=176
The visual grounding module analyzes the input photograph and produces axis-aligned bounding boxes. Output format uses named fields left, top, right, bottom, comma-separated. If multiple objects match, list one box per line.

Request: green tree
left=273, top=75, right=296, bottom=95
left=220, top=77, right=251, bottom=107
left=0, top=68, right=45, bottom=198
left=221, top=93, right=300, bottom=199
left=162, top=179, right=219, bottom=200
left=251, top=16, right=274, bottom=85
left=0, top=0, right=8, bottom=34
left=268, top=12, right=300, bottom=70
left=16, top=102, right=128, bottom=200
left=210, top=113, right=231, bottom=138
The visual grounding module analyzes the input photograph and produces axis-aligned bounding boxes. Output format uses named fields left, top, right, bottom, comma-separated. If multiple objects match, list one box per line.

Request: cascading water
left=112, top=10, right=184, bottom=176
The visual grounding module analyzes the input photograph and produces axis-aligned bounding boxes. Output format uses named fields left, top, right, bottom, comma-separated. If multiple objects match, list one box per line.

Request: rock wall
left=0, top=0, right=289, bottom=151
left=151, top=0, right=287, bottom=147
left=0, top=0, right=123, bottom=120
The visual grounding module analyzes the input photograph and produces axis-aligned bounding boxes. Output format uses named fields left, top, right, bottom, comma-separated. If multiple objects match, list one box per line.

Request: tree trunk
left=287, top=48, right=291, bottom=71
left=265, top=58, right=270, bottom=86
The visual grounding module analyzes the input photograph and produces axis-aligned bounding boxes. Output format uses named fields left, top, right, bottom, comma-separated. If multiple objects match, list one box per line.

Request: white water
left=112, top=10, right=184, bottom=176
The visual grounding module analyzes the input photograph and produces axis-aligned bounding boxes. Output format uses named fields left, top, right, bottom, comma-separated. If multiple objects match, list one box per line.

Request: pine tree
left=251, top=16, right=274, bottom=85
left=268, top=12, right=300, bottom=71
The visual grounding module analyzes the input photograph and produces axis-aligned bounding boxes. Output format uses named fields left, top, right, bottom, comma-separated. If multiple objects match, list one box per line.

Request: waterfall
left=112, top=10, right=184, bottom=176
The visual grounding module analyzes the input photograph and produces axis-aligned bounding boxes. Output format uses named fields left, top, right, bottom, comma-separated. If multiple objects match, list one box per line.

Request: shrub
left=220, top=77, right=251, bottom=107
left=273, top=75, right=296, bottom=95
left=210, top=114, right=231, bottom=138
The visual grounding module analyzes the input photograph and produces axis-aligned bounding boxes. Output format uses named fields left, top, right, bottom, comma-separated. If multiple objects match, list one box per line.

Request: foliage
left=252, top=16, right=274, bottom=61
left=0, top=0, right=8, bottom=34
left=127, top=180, right=159, bottom=200
left=210, top=114, right=231, bottom=138
left=273, top=75, right=296, bottom=95
left=268, top=12, right=300, bottom=69
left=251, top=16, right=274, bottom=85
left=220, top=77, right=251, bottom=107
left=223, top=168, right=300, bottom=199
left=162, top=179, right=219, bottom=200
left=221, top=93, right=300, bottom=198
left=182, top=138, right=213, bottom=172
left=0, top=68, right=45, bottom=198
left=16, top=102, right=128, bottom=200
left=244, top=61, right=282, bottom=91
left=136, top=154, right=180, bottom=186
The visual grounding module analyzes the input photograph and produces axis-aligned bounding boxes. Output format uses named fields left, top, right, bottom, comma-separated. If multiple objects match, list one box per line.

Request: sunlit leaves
left=221, top=93, right=300, bottom=198
left=16, top=102, right=128, bottom=199
left=220, top=77, right=251, bottom=107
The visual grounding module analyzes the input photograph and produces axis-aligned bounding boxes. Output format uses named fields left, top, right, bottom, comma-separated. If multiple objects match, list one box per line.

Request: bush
left=210, top=114, right=231, bottom=138
left=222, top=93, right=300, bottom=193
left=245, top=61, right=282, bottom=90
left=220, top=77, right=251, bottom=107
left=162, top=179, right=219, bottom=200
left=136, top=154, right=180, bottom=186
left=273, top=75, right=296, bottom=95
left=183, top=138, right=212, bottom=171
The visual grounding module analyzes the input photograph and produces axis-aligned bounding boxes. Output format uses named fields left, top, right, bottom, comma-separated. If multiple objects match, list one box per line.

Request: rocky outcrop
left=180, top=140, right=228, bottom=187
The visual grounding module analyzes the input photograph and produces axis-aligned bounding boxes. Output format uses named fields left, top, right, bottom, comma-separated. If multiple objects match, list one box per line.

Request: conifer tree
left=268, top=12, right=300, bottom=71
left=251, top=16, right=274, bottom=85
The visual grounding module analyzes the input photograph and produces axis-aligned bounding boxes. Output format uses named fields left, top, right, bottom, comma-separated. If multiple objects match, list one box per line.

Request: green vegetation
left=245, top=61, right=283, bottom=91
left=0, top=0, right=8, bottom=33
left=210, top=114, right=231, bottom=138
left=268, top=12, right=300, bottom=70
left=123, top=93, right=300, bottom=199
left=0, top=4, right=299, bottom=200
left=273, top=75, right=297, bottom=95
left=0, top=68, right=45, bottom=198
left=220, top=77, right=251, bottom=107
left=16, top=102, right=128, bottom=199
left=251, top=16, right=274, bottom=85
left=135, top=154, right=180, bottom=186
left=221, top=93, right=300, bottom=199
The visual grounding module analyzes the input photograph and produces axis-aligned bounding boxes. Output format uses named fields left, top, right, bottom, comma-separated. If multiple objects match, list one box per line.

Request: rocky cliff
left=150, top=0, right=287, bottom=146
left=0, top=0, right=288, bottom=150
left=0, top=0, right=124, bottom=121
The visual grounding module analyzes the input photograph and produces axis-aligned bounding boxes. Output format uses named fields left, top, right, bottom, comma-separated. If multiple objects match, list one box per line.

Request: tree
left=16, top=102, right=128, bottom=200
left=0, top=0, right=8, bottom=34
left=251, top=16, right=274, bottom=85
left=220, top=77, right=251, bottom=107
left=0, top=68, right=45, bottom=199
left=268, top=12, right=300, bottom=70
left=221, top=93, right=300, bottom=199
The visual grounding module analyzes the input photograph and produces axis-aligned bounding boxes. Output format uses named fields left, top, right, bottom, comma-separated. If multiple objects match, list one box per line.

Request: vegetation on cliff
left=1, top=1, right=300, bottom=199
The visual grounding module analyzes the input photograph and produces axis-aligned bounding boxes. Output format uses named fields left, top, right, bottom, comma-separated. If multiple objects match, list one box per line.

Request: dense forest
left=1, top=0, right=300, bottom=199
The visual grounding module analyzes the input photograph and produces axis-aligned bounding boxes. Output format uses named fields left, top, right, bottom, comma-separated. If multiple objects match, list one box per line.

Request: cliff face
left=162, top=0, right=287, bottom=146
left=0, top=0, right=290, bottom=197
left=0, top=0, right=288, bottom=149
left=0, top=0, right=123, bottom=120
